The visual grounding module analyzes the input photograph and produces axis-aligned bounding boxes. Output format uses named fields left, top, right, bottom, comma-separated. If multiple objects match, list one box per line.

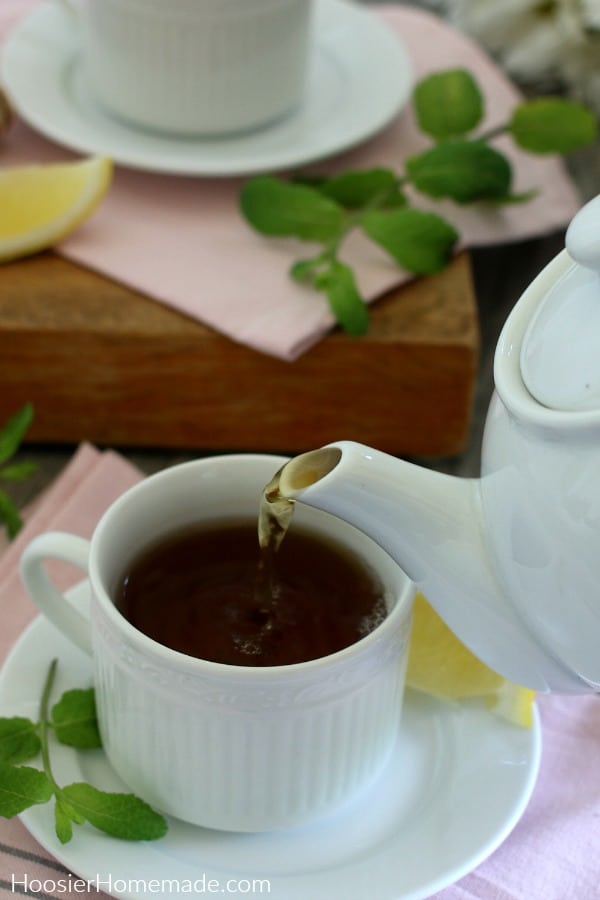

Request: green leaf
left=290, top=258, right=319, bottom=283
left=62, top=783, right=168, bottom=841
left=0, top=489, right=22, bottom=539
left=314, top=261, right=369, bottom=336
left=54, top=796, right=74, bottom=844
left=406, top=140, right=512, bottom=203
left=492, top=189, right=539, bottom=206
left=54, top=795, right=85, bottom=844
left=362, top=208, right=458, bottom=275
left=509, top=97, right=597, bottom=154
left=0, top=763, right=53, bottom=817
left=0, top=718, right=40, bottom=765
left=239, top=176, right=344, bottom=242
left=51, top=689, right=102, bottom=749
left=290, top=174, right=327, bottom=189
left=0, top=462, right=38, bottom=482
left=318, top=168, right=405, bottom=210
left=413, top=69, right=484, bottom=139
left=0, top=403, right=33, bottom=466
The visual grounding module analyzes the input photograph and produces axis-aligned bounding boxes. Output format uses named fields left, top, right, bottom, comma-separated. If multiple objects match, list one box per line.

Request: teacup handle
left=20, top=532, right=92, bottom=656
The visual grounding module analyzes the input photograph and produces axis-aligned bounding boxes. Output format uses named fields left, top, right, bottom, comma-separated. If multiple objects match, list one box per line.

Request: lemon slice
left=407, top=592, right=536, bottom=728
left=0, top=156, right=113, bottom=263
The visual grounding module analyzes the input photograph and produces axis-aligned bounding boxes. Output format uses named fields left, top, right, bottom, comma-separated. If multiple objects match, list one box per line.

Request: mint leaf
left=54, top=796, right=74, bottom=844
left=509, top=98, right=597, bottom=154
left=413, top=69, right=484, bottom=139
left=0, top=404, right=33, bottom=466
left=318, top=168, right=405, bottom=210
left=362, top=208, right=458, bottom=274
left=0, top=718, right=40, bottom=765
left=407, top=141, right=512, bottom=203
left=0, top=489, right=22, bottom=539
left=62, top=783, right=168, bottom=841
left=290, top=258, right=320, bottom=283
left=290, top=174, right=327, bottom=189
left=0, top=462, right=38, bottom=481
left=237, top=66, right=598, bottom=338
left=239, top=176, right=344, bottom=242
left=314, top=261, right=369, bottom=336
left=492, top=189, right=539, bottom=206
left=0, top=763, right=53, bottom=817
left=51, top=689, right=102, bottom=749
left=0, top=661, right=169, bottom=844
left=54, top=795, right=85, bottom=844
left=55, top=808, right=73, bottom=844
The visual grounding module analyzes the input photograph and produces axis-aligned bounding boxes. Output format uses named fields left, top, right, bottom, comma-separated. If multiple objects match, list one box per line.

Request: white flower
left=441, top=0, right=600, bottom=113
left=580, top=0, right=600, bottom=28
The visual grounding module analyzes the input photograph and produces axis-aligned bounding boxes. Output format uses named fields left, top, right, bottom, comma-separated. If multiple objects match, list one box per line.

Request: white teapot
left=279, top=196, right=600, bottom=694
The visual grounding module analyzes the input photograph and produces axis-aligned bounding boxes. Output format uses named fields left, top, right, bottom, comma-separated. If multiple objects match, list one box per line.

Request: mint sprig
left=50, top=687, right=102, bottom=749
left=0, top=660, right=168, bottom=844
left=0, top=403, right=37, bottom=539
left=239, top=68, right=597, bottom=335
left=0, top=717, right=41, bottom=765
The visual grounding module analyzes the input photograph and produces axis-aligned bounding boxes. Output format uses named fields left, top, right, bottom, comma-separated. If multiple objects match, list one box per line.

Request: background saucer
left=1, top=0, right=413, bottom=176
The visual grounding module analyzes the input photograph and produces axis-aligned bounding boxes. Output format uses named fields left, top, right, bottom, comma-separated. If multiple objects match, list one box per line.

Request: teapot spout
left=280, top=441, right=584, bottom=692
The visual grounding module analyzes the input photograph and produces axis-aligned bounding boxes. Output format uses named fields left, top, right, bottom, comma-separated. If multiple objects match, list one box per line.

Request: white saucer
left=1, top=0, right=412, bottom=177
left=0, top=582, right=541, bottom=900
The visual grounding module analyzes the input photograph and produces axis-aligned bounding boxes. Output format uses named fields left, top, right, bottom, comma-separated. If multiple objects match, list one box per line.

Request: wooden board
left=0, top=251, right=479, bottom=456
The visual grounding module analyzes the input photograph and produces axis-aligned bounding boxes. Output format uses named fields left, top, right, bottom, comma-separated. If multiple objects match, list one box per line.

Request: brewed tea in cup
left=115, top=519, right=388, bottom=667
left=20, top=455, right=414, bottom=831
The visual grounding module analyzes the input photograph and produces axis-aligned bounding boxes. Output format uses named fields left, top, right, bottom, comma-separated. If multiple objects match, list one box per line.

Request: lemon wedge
left=0, top=156, right=113, bottom=263
left=407, top=592, right=536, bottom=728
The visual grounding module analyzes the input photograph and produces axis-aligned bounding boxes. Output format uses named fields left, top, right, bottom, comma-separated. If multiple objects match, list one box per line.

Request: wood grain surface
left=0, top=250, right=479, bottom=455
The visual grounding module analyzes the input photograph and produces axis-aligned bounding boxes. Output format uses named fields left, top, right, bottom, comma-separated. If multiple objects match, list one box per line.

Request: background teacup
left=20, top=455, right=414, bottom=832
left=72, top=0, right=315, bottom=136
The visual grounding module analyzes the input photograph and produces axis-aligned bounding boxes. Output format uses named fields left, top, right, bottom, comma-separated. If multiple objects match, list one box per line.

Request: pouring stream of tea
left=255, top=464, right=295, bottom=610
left=255, top=449, right=343, bottom=611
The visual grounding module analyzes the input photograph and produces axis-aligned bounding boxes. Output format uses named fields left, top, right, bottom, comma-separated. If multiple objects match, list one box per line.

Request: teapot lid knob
left=565, top=195, right=600, bottom=272
left=520, top=195, right=600, bottom=413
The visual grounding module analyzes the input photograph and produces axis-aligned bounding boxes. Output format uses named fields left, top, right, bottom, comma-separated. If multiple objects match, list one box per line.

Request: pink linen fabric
left=0, top=445, right=140, bottom=900
left=0, top=2, right=583, bottom=359
left=0, top=448, right=598, bottom=899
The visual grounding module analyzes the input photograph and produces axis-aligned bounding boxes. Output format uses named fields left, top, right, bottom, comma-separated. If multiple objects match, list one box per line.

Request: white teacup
left=20, top=455, right=414, bottom=832
left=73, top=0, right=314, bottom=136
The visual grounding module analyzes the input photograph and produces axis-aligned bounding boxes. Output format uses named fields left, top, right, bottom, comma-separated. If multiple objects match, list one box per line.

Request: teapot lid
left=520, top=195, right=600, bottom=412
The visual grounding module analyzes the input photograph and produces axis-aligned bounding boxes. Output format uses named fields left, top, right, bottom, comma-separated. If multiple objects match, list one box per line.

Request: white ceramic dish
left=0, top=0, right=413, bottom=176
left=0, top=582, right=541, bottom=900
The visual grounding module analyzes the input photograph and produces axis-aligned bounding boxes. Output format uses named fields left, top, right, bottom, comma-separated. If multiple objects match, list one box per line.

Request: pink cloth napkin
left=0, top=448, right=599, bottom=899
left=0, top=2, right=583, bottom=360
left=0, top=445, right=140, bottom=900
